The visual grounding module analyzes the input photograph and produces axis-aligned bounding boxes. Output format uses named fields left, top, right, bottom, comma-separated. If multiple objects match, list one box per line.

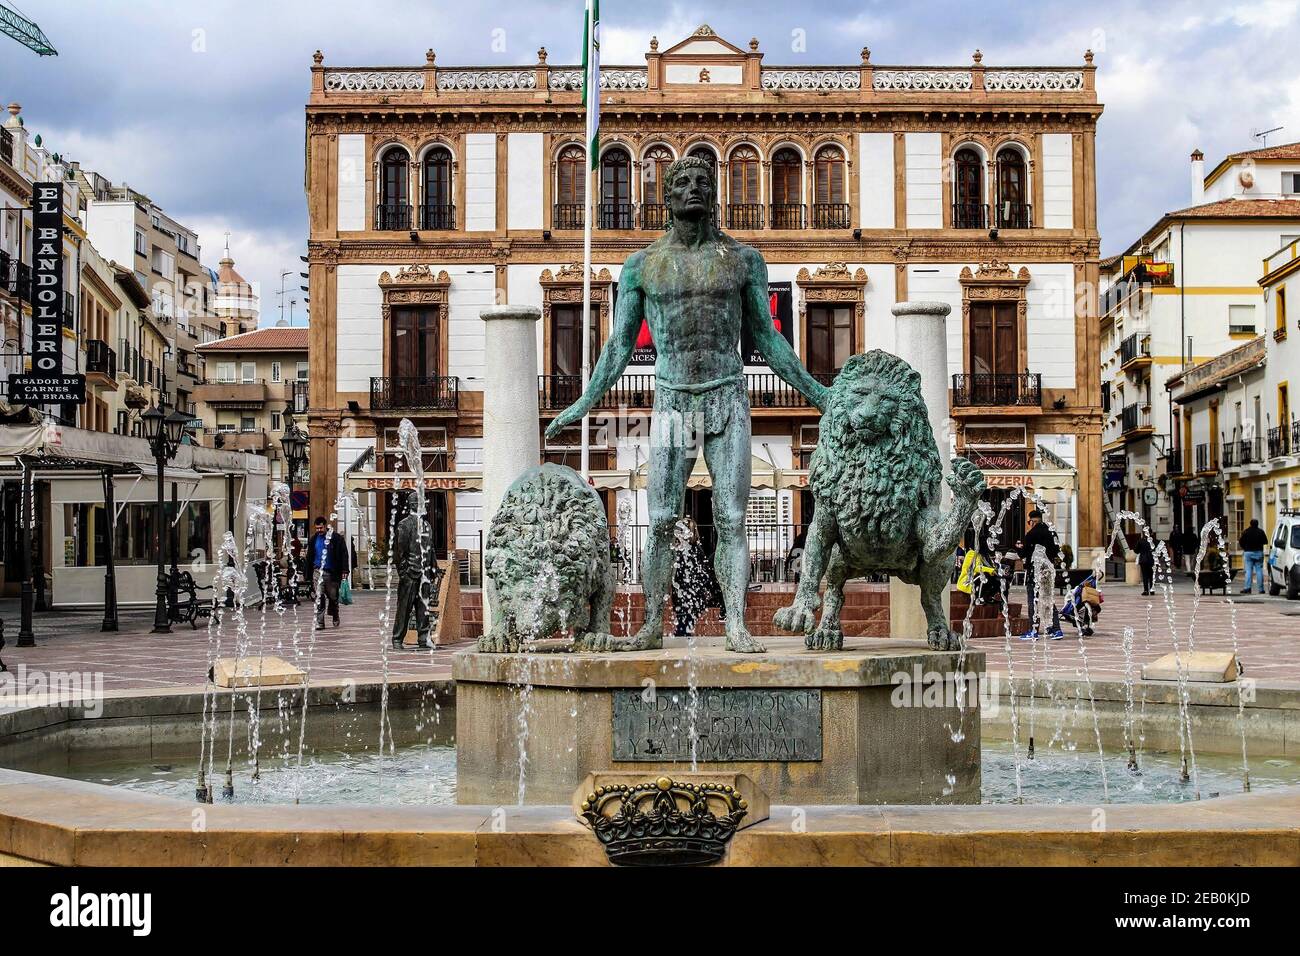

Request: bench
left=174, top=571, right=217, bottom=629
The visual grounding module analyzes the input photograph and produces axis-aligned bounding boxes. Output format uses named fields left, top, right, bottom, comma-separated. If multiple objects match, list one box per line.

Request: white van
left=1267, top=510, right=1300, bottom=599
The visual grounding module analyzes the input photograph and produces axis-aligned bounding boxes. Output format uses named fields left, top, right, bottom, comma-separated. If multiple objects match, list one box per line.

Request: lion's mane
left=484, top=464, right=608, bottom=634
left=810, top=350, right=943, bottom=548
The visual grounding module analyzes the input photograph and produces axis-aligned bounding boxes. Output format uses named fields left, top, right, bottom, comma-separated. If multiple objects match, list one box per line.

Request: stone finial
left=312, top=50, right=323, bottom=65
left=426, top=48, right=436, bottom=64
left=536, top=46, right=547, bottom=64
left=749, top=37, right=759, bottom=51
left=860, top=46, right=871, bottom=64
left=1191, top=149, right=1204, bottom=161
left=972, top=49, right=983, bottom=64
left=649, top=36, right=659, bottom=52
left=6, top=102, right=20, bottom=117
left=1084, top=48, right=1094, bottom=64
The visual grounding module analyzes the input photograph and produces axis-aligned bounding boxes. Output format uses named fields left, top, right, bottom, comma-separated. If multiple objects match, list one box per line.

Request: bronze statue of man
left=546, top=156, right=827, bottom=653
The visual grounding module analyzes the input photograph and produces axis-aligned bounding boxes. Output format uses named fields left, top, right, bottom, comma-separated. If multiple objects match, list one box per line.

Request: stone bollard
left=890, top=301, right=953, bottom=639
left=480, top=305, right=542, bottom=625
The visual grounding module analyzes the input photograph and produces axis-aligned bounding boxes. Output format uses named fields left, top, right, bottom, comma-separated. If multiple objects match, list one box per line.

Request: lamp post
left=143, top=406, right=187, bottom=633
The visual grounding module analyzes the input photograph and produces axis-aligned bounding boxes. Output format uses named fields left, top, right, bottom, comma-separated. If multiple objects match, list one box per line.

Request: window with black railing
left=598, top=202, right=633, bottom=230
left=952, top=202, right=988, bottom=229
left=1120, top=403, right=1150, bottom=434
left=811, top=203, right=851, bottom=229
left=996, top=201, right=1033, bottom=229
left=376, top=202, right=412, bottom=230
left=1267, top=426, right=1289, bottom=459
left=727, top=203, right=763, bottom=229
left=538, top=374, right=655, bottom=411
left=1195, top=442, right=1217, bottom=473
left=553, top=203, right=584, bottom=229
left=291, top=380, right=309, bottom=415
left=418, top=203, right=455, bottom=230
left=1119, top=332, right=1151, bottom=366
left=86, top=339, right=116, bottom=378
left=770, top=203, right=806, bottom=229
left=641, top=203, right=669, bottom=230
left=62, top=292, right=76, bottom=330
left=950, top=372, right=1041, bottom=407
left=0, top=127, right=13, bottom=166
left=369, top=375, right=459, bottom=410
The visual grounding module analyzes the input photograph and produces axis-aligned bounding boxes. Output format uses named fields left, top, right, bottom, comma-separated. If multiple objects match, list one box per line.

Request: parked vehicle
left=1267, top=510, right=1300, bottom=599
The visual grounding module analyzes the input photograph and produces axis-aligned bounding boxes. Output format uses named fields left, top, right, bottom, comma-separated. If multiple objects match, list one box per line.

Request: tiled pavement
left=1, top=578, right=1297, bottom=693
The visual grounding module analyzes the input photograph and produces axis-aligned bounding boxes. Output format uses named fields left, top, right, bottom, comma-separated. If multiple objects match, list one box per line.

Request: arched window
left=554, top=145, right=586, bottom=229
left=953, top=148, right=985, bottom=228
left=421, top=147, right=453, bottom=229
left=770, top=147, right=803, bottom=228
left=813, top=146, right=848, bottom=228
left=641, top=145, right=674, bottom=229
left=378, top=147, right=410, bottom=230
left=728, top=145, right=761, bottom=229
left=599, top=147, right=632, bottom=229
left=996, top=146, right=1030, bottom=228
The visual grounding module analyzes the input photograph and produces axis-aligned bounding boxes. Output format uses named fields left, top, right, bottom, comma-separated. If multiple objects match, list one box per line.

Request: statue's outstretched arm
left=545, top=257, right=644, bottom=440
left=743, top=250, right=829, bottom=412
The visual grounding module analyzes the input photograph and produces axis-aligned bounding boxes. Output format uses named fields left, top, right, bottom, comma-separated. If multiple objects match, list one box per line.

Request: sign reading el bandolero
left=8, top=182, right=86, bottom=406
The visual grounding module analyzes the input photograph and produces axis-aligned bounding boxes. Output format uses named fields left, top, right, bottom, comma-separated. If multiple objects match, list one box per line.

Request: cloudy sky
left=3, top=0, right=1299, bottom=323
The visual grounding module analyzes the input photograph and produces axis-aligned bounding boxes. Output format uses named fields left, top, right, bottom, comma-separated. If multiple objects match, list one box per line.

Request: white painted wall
left=337, top=134, right=366, bottom=231
left=463, top=133, right=497, bottom=232
left=507, top=133, right=543, bottom=230
left=335, top=263, right=496, bottom=393
left=857, top=133, right=895, bottom=229
left=904, top=133, right=942, bottom=229
left=83, top=201, right=136, bottom=267
left=1041, top=133, right=1074, bottom=229
left=906, top=261, right=1076, bottom=387
left=455, top=437, right=484, bottom=551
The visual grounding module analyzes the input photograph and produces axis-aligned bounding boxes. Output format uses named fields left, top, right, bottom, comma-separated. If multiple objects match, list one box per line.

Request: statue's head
left=664, top=156, right=716, bottom=223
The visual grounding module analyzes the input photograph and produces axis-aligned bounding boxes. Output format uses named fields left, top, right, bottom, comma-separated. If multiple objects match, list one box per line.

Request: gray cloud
left=2, top=0, right=1297, bottom=314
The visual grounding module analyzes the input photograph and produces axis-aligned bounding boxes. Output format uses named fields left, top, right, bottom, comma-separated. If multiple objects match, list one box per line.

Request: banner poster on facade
left=8, top=182, right=86, bottom=406
left=626, top=279, right=794, bottom=367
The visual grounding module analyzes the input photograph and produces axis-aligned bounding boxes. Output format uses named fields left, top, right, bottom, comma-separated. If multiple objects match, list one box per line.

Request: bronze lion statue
left=480, top=463, right=615, bottom=652
left=773, top=350, right=986, bottom=651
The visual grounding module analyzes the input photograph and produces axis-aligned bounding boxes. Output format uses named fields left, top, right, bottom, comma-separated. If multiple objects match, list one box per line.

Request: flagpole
left=579, top=0, right=596, bottom=479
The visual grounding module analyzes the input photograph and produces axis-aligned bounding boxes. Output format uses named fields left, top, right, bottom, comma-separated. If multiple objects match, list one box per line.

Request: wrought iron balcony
left=996, top=201, right=1033, bottom=229
left=0, top=249, right=30, bottom=301
left=1120, top=403, right=1151, bottom=434
left=727, top=203, right=764, bottom=230
left=769, top=203, right=806, bottom=229
left=375, top=203, right=412, bottom=230
left=1194, top=442, right=1217, bottom=473
left=952, top=201, right=988, bottom=229
left=85, top=339, right=117, bottom=380
left=291, top=380, right=309, bottom=415
left=538, top=374, right=654, bottom=411
left=811, top=203, right=851, bottom=229
left=0, top=128, right=12, bottom=166
left=1119, top=333, right=1151, bottom=368
left=553, top=203, right=584, bottom=229
left=369, top=375, right=459, bottom=411
left=748, top=371, right=833, bottom=408
left=951, top=372, right=1042, bottom=407
left=419, top=203, right=456, bottom=230
left=641, top=203, right=669, bottom=230
left=1268, top=425, right=1290, bottom=459
left=598, top=202, right=634, bottom=230
left=1223, top=437, right=1263, bottom=468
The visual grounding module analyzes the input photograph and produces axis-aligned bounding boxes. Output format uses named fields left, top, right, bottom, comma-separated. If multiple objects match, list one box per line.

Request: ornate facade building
left=304, top=25, right=1105, bottom=573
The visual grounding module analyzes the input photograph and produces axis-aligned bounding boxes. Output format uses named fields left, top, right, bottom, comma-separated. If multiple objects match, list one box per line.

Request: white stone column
left=480, top=304, right=542, bottom=624
left=890, top=301, right=953, bottom=639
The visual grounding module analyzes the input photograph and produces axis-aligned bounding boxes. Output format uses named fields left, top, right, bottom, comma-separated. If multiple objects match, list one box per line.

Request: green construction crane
left=0, top=3, right=57, bottom=56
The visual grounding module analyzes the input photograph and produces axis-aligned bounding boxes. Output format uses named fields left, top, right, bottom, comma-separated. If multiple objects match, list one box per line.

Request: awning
left=982, top=468, right=1076, bottom=492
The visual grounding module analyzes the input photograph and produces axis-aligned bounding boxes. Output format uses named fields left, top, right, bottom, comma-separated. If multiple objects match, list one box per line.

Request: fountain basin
left=454, top=636, right=983, bottom=806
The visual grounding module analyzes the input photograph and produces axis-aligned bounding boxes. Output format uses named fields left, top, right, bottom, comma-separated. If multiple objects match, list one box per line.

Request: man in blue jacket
left=310, top=515, right=349, bottom=628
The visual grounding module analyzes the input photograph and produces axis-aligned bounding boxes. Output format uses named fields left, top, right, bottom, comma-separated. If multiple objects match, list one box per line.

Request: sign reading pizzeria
left=8, top=182, right=86, bottom=406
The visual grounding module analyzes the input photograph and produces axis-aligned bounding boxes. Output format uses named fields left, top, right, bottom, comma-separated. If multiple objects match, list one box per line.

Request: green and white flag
left=582, top=0, right=600, bottom=168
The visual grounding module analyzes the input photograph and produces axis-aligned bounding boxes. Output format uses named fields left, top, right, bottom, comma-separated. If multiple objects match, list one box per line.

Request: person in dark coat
left=390, top=510, right=440, bottom=648
left=1238, top=518, right=1269, bottom=595
left=309, top=516, right=349, bottom=628
left=1015, top=509, right=1062, bottom=638
left=1134, top=536, right=1156, bottom=595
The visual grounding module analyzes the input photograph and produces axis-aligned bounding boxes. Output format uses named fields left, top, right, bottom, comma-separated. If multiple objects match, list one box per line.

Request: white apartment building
left=1100, top=143, right=1300, bottom=539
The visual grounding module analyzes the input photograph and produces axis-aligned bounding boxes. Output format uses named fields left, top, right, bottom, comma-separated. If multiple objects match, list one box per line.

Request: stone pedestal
left=479, top=305, right=542, bottom=624
left=454, top=636, right=983, bottom=806
left=890, top=301, right=953, bottom=638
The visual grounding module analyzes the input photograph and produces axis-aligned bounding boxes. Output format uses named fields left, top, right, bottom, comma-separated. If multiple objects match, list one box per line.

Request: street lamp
left=280, top=422, right=308, bottom=488
left=143, top=406, right=187, bottom=633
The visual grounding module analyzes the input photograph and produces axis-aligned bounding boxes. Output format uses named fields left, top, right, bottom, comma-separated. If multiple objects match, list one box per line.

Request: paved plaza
left=1, top=578, right=1297, bottom=695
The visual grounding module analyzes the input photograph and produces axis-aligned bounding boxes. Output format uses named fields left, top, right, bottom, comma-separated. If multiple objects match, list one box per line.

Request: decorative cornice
left=797, top=262, right=868, bottom=284
left=378, top=264, right=451, bottom=286
left=540, top=263, right=614, bottom=284
left=960, top=261, right=1032, bottom=285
